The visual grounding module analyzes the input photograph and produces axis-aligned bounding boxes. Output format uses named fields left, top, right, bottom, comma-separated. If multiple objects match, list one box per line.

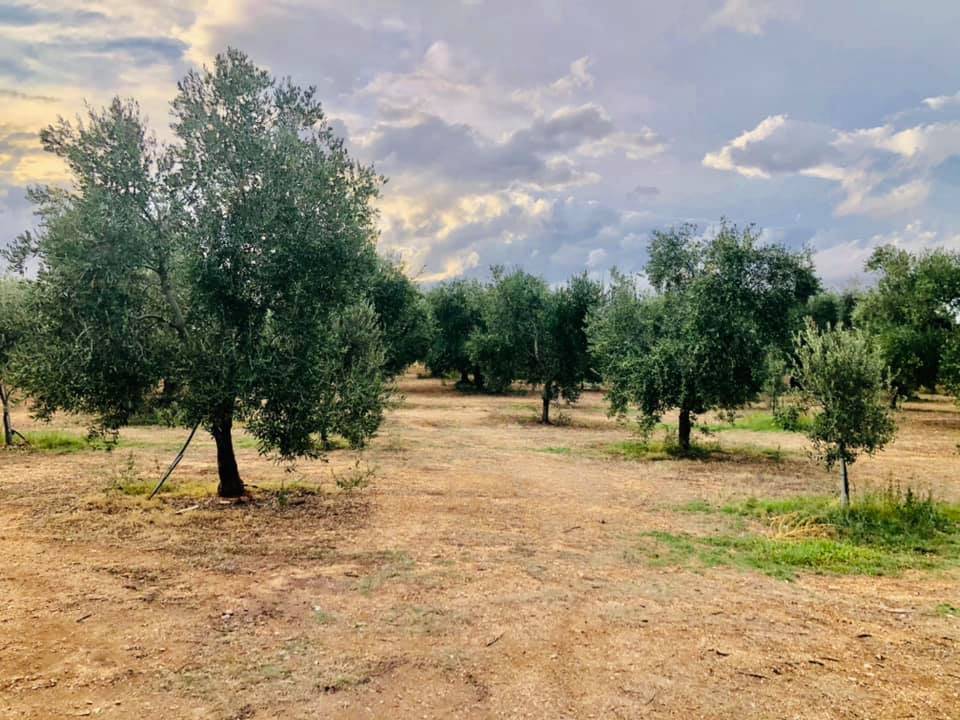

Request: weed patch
left=603, top=439, right=787, bottom=464
left=700, top=412, right=813, bottom=434
left=20, top=430, right=92, bottom=453
left=630, top=531, right=941, bottom=580
left=649, top=488, right=960, bottom=579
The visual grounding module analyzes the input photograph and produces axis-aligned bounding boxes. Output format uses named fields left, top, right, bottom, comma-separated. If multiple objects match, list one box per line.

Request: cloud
left=579, top=129, right=665, bottom=161
left=922, top=91, right=960, bottom=111
left=0, top=3, right=106, bottom=27
left=511, top=56, right=594, bottom=110
left=812, top=222, right=960, bottom=287
left=0, top=88, right=58, bottom=103
left=361, top=103, right=656, bottom=192
left=703, top=115, right=836, bottom=178
left=704, top=113, right=960, bottom=217
left=629, top=185, right=661, bottom=198
left=707, top=0, right=796, bottom=35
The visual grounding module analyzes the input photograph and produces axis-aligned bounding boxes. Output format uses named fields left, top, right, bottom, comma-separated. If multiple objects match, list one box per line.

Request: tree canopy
left=5, top=49, right=388, bottom=496
left=793, top=321, right=896, bottom=507
left=424, top=279, right=487, bottom=387
left=588, top=222, right=819, bottom=450
left=854, top=245, right=960, bottom=401
left=369, top=261, right=433, bottom=378
left=465, top=268, right=602, bottom=423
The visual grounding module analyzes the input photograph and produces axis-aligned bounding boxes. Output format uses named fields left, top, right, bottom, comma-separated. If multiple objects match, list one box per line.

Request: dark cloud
left=0, top=4, right=106, bottom=26
left=366, top=105, right=618, bottom=189
left=0, top=88, right=59, bottom=102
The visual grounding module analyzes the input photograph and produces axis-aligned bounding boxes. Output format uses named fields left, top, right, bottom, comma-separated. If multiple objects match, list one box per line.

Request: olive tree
left=855, top=246, right=960, bottom=402
left=0, top=278, right=29, bottom=446
left=589, top=223, right=819, bottom=450
left=5, top=49, right=387, bottom=496
left=424, top=279, right=487, bottom=387
left=468, top=269, right=602, bottom=423
left=794, top=321, right=896, bottom=507
left=369, top=261, right=433, bottom=378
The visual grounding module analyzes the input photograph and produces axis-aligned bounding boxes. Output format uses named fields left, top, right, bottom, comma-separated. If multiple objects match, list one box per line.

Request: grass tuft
left=645, top=488, right=960, bottom=579
left=21, top=430, right=92, bottom=453
left=700, top=412, right=813, bottom=434
left=538, top=446, right=572, bottom=455
left=604, top=439, right=786, bottom=463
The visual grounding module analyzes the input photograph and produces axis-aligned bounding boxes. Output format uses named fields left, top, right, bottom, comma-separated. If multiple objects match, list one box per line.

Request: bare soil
left=1, top=377, right=958, bottom=719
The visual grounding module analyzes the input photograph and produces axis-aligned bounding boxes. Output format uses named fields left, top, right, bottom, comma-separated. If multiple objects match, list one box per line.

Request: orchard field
left=1, top=373, right=958, bottom=720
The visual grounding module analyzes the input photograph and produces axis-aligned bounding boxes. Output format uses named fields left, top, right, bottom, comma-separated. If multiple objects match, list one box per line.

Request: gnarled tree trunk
left=211, top=407, right=244, bottom=498
left=541, top=382, right=552, bottom=425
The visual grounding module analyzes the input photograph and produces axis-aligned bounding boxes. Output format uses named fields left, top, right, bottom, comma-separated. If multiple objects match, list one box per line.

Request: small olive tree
left=794, top=321, right=896, bottom=508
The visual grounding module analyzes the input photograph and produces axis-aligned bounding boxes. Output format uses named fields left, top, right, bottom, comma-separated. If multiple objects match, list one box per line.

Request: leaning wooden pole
left=148, top=421, right=201, bottom=500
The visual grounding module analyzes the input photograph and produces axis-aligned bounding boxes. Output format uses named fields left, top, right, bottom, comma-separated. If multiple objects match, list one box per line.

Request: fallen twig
left=174, top=504, right=200, bottom=515
left=562, top=525, right=583, bottom=533
left=485, top=632, right=505, bottom=647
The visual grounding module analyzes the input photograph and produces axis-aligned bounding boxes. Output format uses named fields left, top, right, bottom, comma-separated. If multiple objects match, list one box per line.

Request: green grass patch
left=603, top=439, right=787, bottom=464
left=937, top=603, right=960, bottom=618
left=538, top=446, right=572, bottom=455
left=630, top=530, right=943, bottom=580
left=699, top=411, right=812, bottom=434
left=21, top=430, right=93, bottom=453
left=648, top=488, right=960, bottom=579
left=725, top=489, right=960, bottom=554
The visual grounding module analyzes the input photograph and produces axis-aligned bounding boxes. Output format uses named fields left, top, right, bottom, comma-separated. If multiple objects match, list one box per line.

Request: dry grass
left=1, top=380, right=959, bottom=719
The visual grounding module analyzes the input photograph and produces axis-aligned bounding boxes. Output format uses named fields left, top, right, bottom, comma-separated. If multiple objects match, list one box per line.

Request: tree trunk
left=678, top=408, right=692, bottom=452
left=211, top=408, right=244, bottom=498
left=473, top=368, right=484, bottom=390
left=459, top=369, right=469, bottom=385
left=541, top=382, right=552, bottom=425
left=839, top=455, right=850, bottom=509
left=0, top=382, right=12, bottom=447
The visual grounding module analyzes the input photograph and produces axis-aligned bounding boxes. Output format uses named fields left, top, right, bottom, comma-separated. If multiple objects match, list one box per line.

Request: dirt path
left=1, top=379, right=958, bottom=718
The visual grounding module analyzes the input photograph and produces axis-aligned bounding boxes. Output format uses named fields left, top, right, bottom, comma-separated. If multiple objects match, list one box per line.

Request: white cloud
left=512, top=56, right=594, bottom=111
left=579, top=129, right=666, bottom=160
left=922, top=91, right=960, bottom=111
left=705, top=113, right=960, bottom=218
left=707, top=0, right=796, bottom=35
left=812, top=222, right=960, bottom=287
left=586, top=247, right=607, bottom=268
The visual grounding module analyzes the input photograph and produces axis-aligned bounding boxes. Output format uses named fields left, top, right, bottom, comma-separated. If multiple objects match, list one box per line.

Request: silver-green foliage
left=794, top=320, right=896, bottom=504
left=4, top=49, right=387, bottom=494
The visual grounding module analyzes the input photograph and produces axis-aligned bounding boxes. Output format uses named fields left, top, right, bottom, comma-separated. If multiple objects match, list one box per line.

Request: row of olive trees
left=423, top=269, right=602, bottom=424
left=421, top=224, right=914, bottom=506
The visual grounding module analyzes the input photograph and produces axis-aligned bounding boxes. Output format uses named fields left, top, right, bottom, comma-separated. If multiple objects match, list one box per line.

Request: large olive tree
left=855, top=246, right=960, bottom=402
left=589, top=223, right=819, bottom=450
left=5, top=49, right=387, bottom=496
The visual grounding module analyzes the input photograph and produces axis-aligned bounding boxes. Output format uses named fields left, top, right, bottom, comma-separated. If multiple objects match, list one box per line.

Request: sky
left=1, top=0, right=960, bottom=287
